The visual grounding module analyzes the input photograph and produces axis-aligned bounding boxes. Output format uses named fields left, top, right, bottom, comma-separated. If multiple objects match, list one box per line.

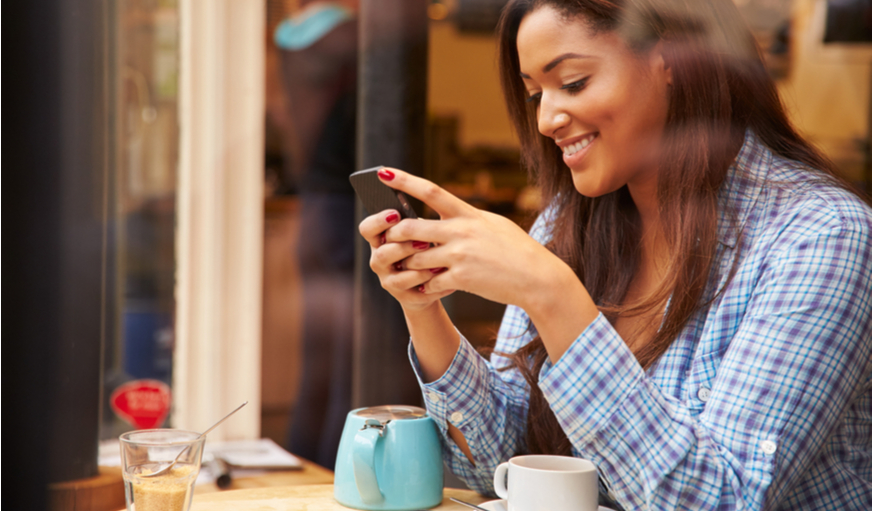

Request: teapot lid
left=355, top=405, right=427, bottom=422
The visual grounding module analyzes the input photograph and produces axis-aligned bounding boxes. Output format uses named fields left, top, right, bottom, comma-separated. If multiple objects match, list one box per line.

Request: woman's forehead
left=518, top=5, right=593, bottom=43
left=517, top=7, right=623, bottom=74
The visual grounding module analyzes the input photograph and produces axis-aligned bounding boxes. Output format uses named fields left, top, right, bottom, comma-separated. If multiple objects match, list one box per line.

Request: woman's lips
left=561, top=132, right=597, bottom=166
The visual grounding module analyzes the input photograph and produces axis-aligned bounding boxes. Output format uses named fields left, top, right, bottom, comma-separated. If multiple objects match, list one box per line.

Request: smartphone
left=349, top=166, right=419, bottom=219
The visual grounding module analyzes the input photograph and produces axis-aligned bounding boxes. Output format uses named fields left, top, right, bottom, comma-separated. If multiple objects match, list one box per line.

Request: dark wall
left=5, top=0, right=108, bottom=508
left=353, top=0, right=430, bottom=408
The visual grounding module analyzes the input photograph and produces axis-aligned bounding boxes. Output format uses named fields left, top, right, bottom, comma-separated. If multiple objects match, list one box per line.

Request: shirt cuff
left=539, top=312, right=645, bottom=445
left=408, top=335, right=492, bottom=436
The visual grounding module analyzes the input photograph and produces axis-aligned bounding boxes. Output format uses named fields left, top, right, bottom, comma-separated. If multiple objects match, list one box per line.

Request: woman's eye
left=561, top=77, right=589, bottom=93
left=526, top=78, right=588, bottom=105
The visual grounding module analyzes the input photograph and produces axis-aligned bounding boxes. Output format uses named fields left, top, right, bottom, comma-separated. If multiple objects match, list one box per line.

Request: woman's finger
left=376, top=167, right=471, bottom=220
left=359, top=209, right=403, bottom=248
left=395, top=287, right=454, bottom=310
left=416, top=276, right=456, bottom=299
left=382, top=217, right=454, bottom=246
left=369, top=239, right=423, bottom=273
left=382, top=268, right=435, bottom=293
left=399, top=243, right=450, bottom=272
left=388, top=269, right=455, bottom=304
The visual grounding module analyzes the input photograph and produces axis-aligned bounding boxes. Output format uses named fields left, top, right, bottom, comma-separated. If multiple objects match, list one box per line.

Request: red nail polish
left=393, top=262, right=403, bottom=272
left=417, top=284, right=426, bottom=293
left=385, top=212, right=400, bottom=223
left=412, top=241, right=429, bottom=250
left=379, top=233, right=386, bottom=245
left=429, top=267, right=447, bottom=274
left=378, top=168, right=395, bottom=181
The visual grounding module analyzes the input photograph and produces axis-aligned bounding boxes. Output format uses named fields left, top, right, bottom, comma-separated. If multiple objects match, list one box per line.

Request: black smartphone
left=349, top=166, right=419, bottom=219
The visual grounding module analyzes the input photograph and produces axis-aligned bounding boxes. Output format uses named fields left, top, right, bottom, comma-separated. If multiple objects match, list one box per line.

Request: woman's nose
left=538, top=101, right=570, bottom=137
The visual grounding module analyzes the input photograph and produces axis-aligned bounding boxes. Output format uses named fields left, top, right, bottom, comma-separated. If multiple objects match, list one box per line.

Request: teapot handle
left=352, top=419, right=385, bottom=505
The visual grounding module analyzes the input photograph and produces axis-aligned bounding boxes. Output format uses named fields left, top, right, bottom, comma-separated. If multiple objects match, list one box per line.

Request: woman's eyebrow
left=519, top=52, right=592, bottom=79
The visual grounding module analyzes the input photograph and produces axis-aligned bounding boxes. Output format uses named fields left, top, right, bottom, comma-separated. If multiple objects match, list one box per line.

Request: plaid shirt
left=409, top=132, right=872, bottom=510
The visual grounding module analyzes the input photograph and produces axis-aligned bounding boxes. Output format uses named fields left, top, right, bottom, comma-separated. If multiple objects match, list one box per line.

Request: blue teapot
left=334, top=405, right=444, bottom=510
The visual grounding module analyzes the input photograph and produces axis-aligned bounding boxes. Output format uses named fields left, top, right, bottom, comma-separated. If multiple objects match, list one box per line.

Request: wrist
left=524, top=261, right=598, bottom=362
left=402, top=300, right=461, bottom=383
left=402, top=299, right=443, bottom=320
left=522, top=260, right=580, bottom=315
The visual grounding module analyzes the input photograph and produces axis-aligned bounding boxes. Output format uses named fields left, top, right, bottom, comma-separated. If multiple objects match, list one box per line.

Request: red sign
left=110, top=379, right=172, bottom=429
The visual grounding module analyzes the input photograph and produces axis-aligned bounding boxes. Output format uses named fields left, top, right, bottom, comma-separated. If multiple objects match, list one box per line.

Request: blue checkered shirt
left=409, top=132, right=872, bottom=510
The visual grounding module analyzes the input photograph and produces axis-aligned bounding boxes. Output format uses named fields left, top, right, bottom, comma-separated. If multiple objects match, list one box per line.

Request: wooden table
left=190, top=484, right=490, bottom=510
left=194, top=458, right=335, bottom=494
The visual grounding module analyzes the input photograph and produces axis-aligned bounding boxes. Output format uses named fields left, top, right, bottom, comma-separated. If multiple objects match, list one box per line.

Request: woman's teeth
left=562, top=134, right=597, bottom=156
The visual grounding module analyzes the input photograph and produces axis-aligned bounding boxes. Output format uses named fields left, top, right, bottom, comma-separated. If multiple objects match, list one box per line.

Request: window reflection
left=103, top=0, right=180, bottom=440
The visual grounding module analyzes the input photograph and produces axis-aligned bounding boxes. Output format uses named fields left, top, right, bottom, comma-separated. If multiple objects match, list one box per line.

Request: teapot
left=334, top=405, right=443, bottom=510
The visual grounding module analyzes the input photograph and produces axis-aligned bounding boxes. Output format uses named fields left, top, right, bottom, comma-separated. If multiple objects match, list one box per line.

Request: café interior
left=7, top=0, right=872, bottom=510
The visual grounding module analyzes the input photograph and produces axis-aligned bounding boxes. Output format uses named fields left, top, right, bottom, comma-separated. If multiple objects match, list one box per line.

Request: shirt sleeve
left=407, top=308, right=534, bottom=495
left=540, top=222, right=872, bottom=510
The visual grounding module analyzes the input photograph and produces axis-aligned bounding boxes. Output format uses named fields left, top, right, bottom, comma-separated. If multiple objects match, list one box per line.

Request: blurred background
left=6, top=0, right=871, bottom=508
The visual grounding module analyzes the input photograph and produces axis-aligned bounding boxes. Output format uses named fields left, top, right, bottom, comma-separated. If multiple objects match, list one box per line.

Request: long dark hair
left=495, top=0, right=857, bottom=456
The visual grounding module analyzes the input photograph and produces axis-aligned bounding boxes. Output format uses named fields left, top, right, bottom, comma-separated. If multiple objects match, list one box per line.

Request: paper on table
left=205, top=438, right=303, bottom=470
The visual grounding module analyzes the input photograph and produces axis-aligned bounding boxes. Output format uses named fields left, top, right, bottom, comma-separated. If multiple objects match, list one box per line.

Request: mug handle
left=493, top=462, right=509, bottom=500
left=353, top=419, right=385, bottom=505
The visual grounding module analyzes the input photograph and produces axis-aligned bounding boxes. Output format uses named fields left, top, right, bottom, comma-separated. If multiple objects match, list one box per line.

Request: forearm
left=403, top=300, right=461, bottom=384
left=403, top=301, right=477, bottom=464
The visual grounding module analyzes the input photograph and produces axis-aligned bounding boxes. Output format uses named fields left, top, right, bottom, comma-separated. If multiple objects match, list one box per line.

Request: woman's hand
left=361, top=168, right=566, bottom=311
left=358, top=198, right=455, bottom=313
left=359, top=167, right=598, bottom=362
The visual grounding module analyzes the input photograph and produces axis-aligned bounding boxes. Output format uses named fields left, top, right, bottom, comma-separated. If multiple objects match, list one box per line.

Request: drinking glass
left=120, top=429, right=205, bottom=511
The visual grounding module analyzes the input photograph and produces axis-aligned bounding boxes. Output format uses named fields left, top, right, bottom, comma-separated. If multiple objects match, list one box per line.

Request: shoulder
left=751, top=157, right=872, bottom=254
left=723, top=132, right=872, bottom=253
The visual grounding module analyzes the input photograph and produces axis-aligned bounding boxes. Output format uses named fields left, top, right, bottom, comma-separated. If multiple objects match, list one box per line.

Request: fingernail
left=378, top=168, right=395, bottom=181
left=429, top=267, right=447, bottom=274
left=385, top=212, right=400, bottom=223
left=379, top=233, right=386, bottom=245
left=412, top=241, right=430, bottom=250
left=393, top=262, right=403, bottom=272
left=417, top=284, right=426, bottom=293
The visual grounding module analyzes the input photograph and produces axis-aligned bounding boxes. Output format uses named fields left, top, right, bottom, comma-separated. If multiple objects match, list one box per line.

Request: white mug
left=493, top=455, right=598, bottom=511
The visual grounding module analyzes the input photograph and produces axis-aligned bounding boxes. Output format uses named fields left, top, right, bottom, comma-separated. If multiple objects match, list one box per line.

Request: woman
left=359, top=0, right=872, bottom=509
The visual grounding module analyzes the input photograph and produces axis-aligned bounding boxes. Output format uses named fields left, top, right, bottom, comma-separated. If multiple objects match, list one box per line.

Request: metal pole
left=354, top=0, right=429, bottom=408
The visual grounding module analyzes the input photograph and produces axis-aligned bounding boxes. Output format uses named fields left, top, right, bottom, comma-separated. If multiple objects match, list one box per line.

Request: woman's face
left=517, top=6, right=672, bottom=198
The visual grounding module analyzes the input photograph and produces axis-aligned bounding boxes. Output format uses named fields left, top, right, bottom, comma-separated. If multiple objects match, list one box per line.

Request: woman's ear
left=650, top=40, right=673, bottom=86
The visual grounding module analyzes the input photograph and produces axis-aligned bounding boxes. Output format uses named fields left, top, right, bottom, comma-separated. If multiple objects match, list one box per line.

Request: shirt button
left=760, top=440, right=777, bottom=455
left=450, top=411, right=464, bottom=423
left=429, top=393, right=441, bottom=403
left=698, top=387, right=711, bottom=402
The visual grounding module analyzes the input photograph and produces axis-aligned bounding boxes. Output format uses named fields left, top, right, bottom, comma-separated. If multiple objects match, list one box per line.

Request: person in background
left=275, top=0, right=358, bottom=470
left=359, top=0, right=872, bottom=509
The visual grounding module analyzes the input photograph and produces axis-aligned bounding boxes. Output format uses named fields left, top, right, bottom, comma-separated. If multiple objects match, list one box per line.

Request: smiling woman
left=516, top=7, right=671, bottom=201
left=356, top=1, right=872, bottom=510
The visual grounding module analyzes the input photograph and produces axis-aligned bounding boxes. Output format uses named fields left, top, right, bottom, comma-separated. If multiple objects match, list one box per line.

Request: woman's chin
left=571, top=175, right=615, bottom=199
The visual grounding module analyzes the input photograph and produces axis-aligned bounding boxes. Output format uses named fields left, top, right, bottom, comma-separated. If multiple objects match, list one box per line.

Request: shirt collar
left=717, top=130, right=772, bottom=247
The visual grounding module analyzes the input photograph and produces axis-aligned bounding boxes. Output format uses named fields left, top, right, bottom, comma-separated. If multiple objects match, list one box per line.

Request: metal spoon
left=449, top=497, right=491, bottom=511
left=141, top=401, right=248, bottom=478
